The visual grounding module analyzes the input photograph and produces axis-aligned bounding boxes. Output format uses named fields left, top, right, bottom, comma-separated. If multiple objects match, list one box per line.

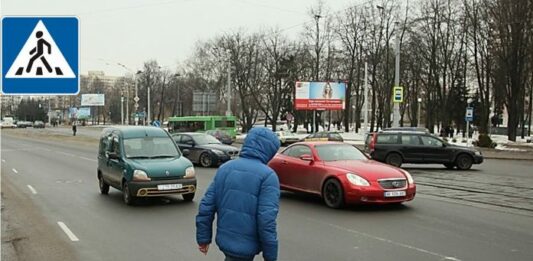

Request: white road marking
left=78, top=156, right=96, bottom=162
left=308, top=218, right=462, bottom=261
left=1, top=159, right=5, bottom=163
left=12, top=168, right=18, bottom=174
left=57, top=222, right=79, bottom=242
left=27, top=185, right=37, bottom=194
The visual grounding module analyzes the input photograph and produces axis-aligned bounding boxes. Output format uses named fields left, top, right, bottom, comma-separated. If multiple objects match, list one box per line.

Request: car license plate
left=157, top=184, right=182, bottom=190
left=384, top=191, right=406, bottom=197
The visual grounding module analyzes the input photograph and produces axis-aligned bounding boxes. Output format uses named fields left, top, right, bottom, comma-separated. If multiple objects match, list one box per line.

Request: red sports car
left=268, top=142, right=416, bottom=208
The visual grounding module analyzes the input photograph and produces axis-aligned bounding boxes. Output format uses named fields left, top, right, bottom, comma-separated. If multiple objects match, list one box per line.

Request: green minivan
left=97, top=126, right=196, bottom=205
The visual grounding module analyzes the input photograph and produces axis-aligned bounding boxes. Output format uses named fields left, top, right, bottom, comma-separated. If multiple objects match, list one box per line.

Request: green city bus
left=167, top=115, right=237, bottom=138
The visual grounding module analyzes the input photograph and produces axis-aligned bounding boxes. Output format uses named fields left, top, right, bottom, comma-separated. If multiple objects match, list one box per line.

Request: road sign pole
left=134, top=74, right=139, bottom=126
left=363, top=62, right=368, bottom=133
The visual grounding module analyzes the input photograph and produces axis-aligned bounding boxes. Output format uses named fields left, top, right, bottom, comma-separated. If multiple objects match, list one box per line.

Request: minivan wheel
left=322, top=179, right=344, bottom=209
left=182, top=193, right=195, bottom=202
left=444, top=163, right=455, bottom=170
left=385, top=153, right=403, bottom=167
left=456, top=154, right=473, bottom=170
left=98, top=175, right=109, bottom=195
left=199, top=153, right=213, bottom=168
left=123, top=183, right=136, bottom=205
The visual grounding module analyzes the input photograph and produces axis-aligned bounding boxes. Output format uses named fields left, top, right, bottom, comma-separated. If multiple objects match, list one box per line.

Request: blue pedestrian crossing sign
left=1, top=17, right=79, bottom=95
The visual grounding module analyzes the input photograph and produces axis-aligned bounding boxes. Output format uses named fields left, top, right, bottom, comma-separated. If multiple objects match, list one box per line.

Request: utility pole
left=121, top=96, right=124, bottom=125
left=313, top=14, right=322, bottom=133
left=226, top=57, right=232, bottom=116
left=147, top=84, right=151, bottom=125
left=417, top=97, right=422, bottom=127
left=392, top=21, right=401, bottom=128
left=134, top=73, right=139, bottom=125
left=363, top=62, right=369, bottom=134
left=48, top=97, right=51, bottom=126
left=126, top=83, right=129, bottom=125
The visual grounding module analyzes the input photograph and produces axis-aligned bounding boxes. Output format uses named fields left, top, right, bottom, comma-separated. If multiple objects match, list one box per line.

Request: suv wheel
left=123, top=183, right=136, bottom=205
left=322, top=179, right=344, bottom=209
left=385, top=153, right=403, bottom=167
left=456, top=154, right=473, bottom=170
left=98, top=174, right=109, bottom=195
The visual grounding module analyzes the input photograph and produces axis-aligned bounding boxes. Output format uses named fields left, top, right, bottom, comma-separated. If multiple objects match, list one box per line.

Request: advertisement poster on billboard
left=77, top=107, right=91, bottom=119
left=295, top=81, right=346, bottom=110
left=81, top=94, right=105, bottom=106
left=69, top=107, right=78, bottom=119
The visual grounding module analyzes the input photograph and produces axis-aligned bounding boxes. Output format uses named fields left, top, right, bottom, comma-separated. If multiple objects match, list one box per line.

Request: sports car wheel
left=323, top=179, right=344, bottom=209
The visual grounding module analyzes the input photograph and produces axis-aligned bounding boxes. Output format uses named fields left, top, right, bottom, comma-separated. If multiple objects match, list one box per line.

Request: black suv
left=365, top=130, right=483, bottom=170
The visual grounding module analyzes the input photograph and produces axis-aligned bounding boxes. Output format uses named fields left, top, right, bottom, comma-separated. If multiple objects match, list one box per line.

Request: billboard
left=295, top=81, right=346, bottom=110
left=81, top=94, right=105, bottom=106
left=69, top=107, right=78, bottom=119
left=77, top=107, right=91, bottom=119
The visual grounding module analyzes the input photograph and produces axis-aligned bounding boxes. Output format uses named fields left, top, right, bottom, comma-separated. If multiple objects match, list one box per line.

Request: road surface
left=2, top=131, right=533, bottom=261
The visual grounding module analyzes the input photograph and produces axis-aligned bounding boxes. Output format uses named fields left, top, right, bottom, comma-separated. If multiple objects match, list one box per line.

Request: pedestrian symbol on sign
left=5, top=20, right=75, bottom=78
left=2, top=17, right=79, bottom=95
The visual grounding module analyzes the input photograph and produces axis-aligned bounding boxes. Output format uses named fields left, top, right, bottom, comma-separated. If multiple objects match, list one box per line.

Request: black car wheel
left=322, top=179, right=344, bottom=209
left=182, top=193, right=195, bottom=202
left=199, top=153, right=213, bottom=168
left=98, top=174, right=109, bottom=195
left=123, top=183, right=136, bottom=205
left=456, top=154, right=473, bottom=170
left=385, top=153, right=403, bottom=167
left=444, top=163, right=455, bottom=170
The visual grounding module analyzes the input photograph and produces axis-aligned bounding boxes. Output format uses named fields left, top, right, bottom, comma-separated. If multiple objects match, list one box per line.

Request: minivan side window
left=377, top=134, right=399, bottom=144
left=110, top=135, right=121, bottom=155
left=99, top=135, right=111, bottom=155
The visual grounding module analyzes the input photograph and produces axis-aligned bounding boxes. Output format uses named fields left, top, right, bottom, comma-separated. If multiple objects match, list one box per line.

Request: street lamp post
left=392, top=21, right=401, bottom=128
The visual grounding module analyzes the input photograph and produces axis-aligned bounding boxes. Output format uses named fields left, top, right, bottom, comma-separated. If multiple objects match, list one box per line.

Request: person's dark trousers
left=224, top=253, right=254, bottom=261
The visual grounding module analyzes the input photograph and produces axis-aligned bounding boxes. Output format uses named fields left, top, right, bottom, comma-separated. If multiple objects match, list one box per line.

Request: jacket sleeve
left=257, top=172, right=280, bottom=261
left=196, top=178, right=217, bottom=245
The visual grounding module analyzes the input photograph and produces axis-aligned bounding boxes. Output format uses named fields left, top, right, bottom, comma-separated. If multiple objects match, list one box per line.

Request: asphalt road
left=2, top=132, right=533, bottom=261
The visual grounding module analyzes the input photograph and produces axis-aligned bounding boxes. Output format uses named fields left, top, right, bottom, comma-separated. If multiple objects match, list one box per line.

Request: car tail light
left=369, top=134, right=376, bottom=152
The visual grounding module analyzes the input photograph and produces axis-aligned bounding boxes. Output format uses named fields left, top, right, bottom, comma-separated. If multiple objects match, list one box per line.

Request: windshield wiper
left=150, top=155, right=176, bottom=159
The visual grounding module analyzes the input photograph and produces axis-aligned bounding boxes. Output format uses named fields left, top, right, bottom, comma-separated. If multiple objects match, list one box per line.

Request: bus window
left=169, top=120, right=206, bottom=133
left=215, top=120, right=235, bottom=128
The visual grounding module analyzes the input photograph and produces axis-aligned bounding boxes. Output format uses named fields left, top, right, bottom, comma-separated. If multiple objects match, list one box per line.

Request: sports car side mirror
left=182, top=149, right=191, bottom=157
left=300, top=154, right=313, bottom=161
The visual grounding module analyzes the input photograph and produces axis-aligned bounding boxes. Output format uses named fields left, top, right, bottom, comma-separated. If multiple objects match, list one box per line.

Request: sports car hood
left=324, top=160, right=406, bottom=181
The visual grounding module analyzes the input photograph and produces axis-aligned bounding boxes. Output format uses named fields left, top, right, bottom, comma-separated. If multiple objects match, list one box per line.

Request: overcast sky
left=2, top=0, right=361, bottom=76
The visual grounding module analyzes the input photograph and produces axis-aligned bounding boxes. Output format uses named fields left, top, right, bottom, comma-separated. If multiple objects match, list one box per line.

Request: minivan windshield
left=124, top=137, right=180, bottom=159
left=316, top=144, right=368, bottom=161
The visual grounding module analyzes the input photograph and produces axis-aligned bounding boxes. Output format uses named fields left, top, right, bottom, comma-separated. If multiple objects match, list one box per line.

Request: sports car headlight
left=402, top=170, right=414, bottom=184
left=133, top=170, right=151, bottom=181
left=212, top=149, right=225, bottom=155
left=184, top=167, right=195, bottom=179
left=346, top=173, right=370, bottom=186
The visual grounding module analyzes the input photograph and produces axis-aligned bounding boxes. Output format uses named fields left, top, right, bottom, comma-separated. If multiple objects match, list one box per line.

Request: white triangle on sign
left=5, top=20, right=75, bottom=78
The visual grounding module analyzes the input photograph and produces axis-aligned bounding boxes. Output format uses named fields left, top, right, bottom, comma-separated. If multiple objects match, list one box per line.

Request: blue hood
left=240, top=127, right=280, bottom=164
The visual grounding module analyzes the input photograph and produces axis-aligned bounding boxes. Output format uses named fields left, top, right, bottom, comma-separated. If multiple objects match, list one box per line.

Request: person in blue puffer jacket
left=196, top=127, right=281, bottom=261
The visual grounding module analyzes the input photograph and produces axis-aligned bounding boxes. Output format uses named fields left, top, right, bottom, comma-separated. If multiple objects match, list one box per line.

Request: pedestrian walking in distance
left=72, top=123, right=77, bottom=136
left=196, top=127, right=281, bottom=261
